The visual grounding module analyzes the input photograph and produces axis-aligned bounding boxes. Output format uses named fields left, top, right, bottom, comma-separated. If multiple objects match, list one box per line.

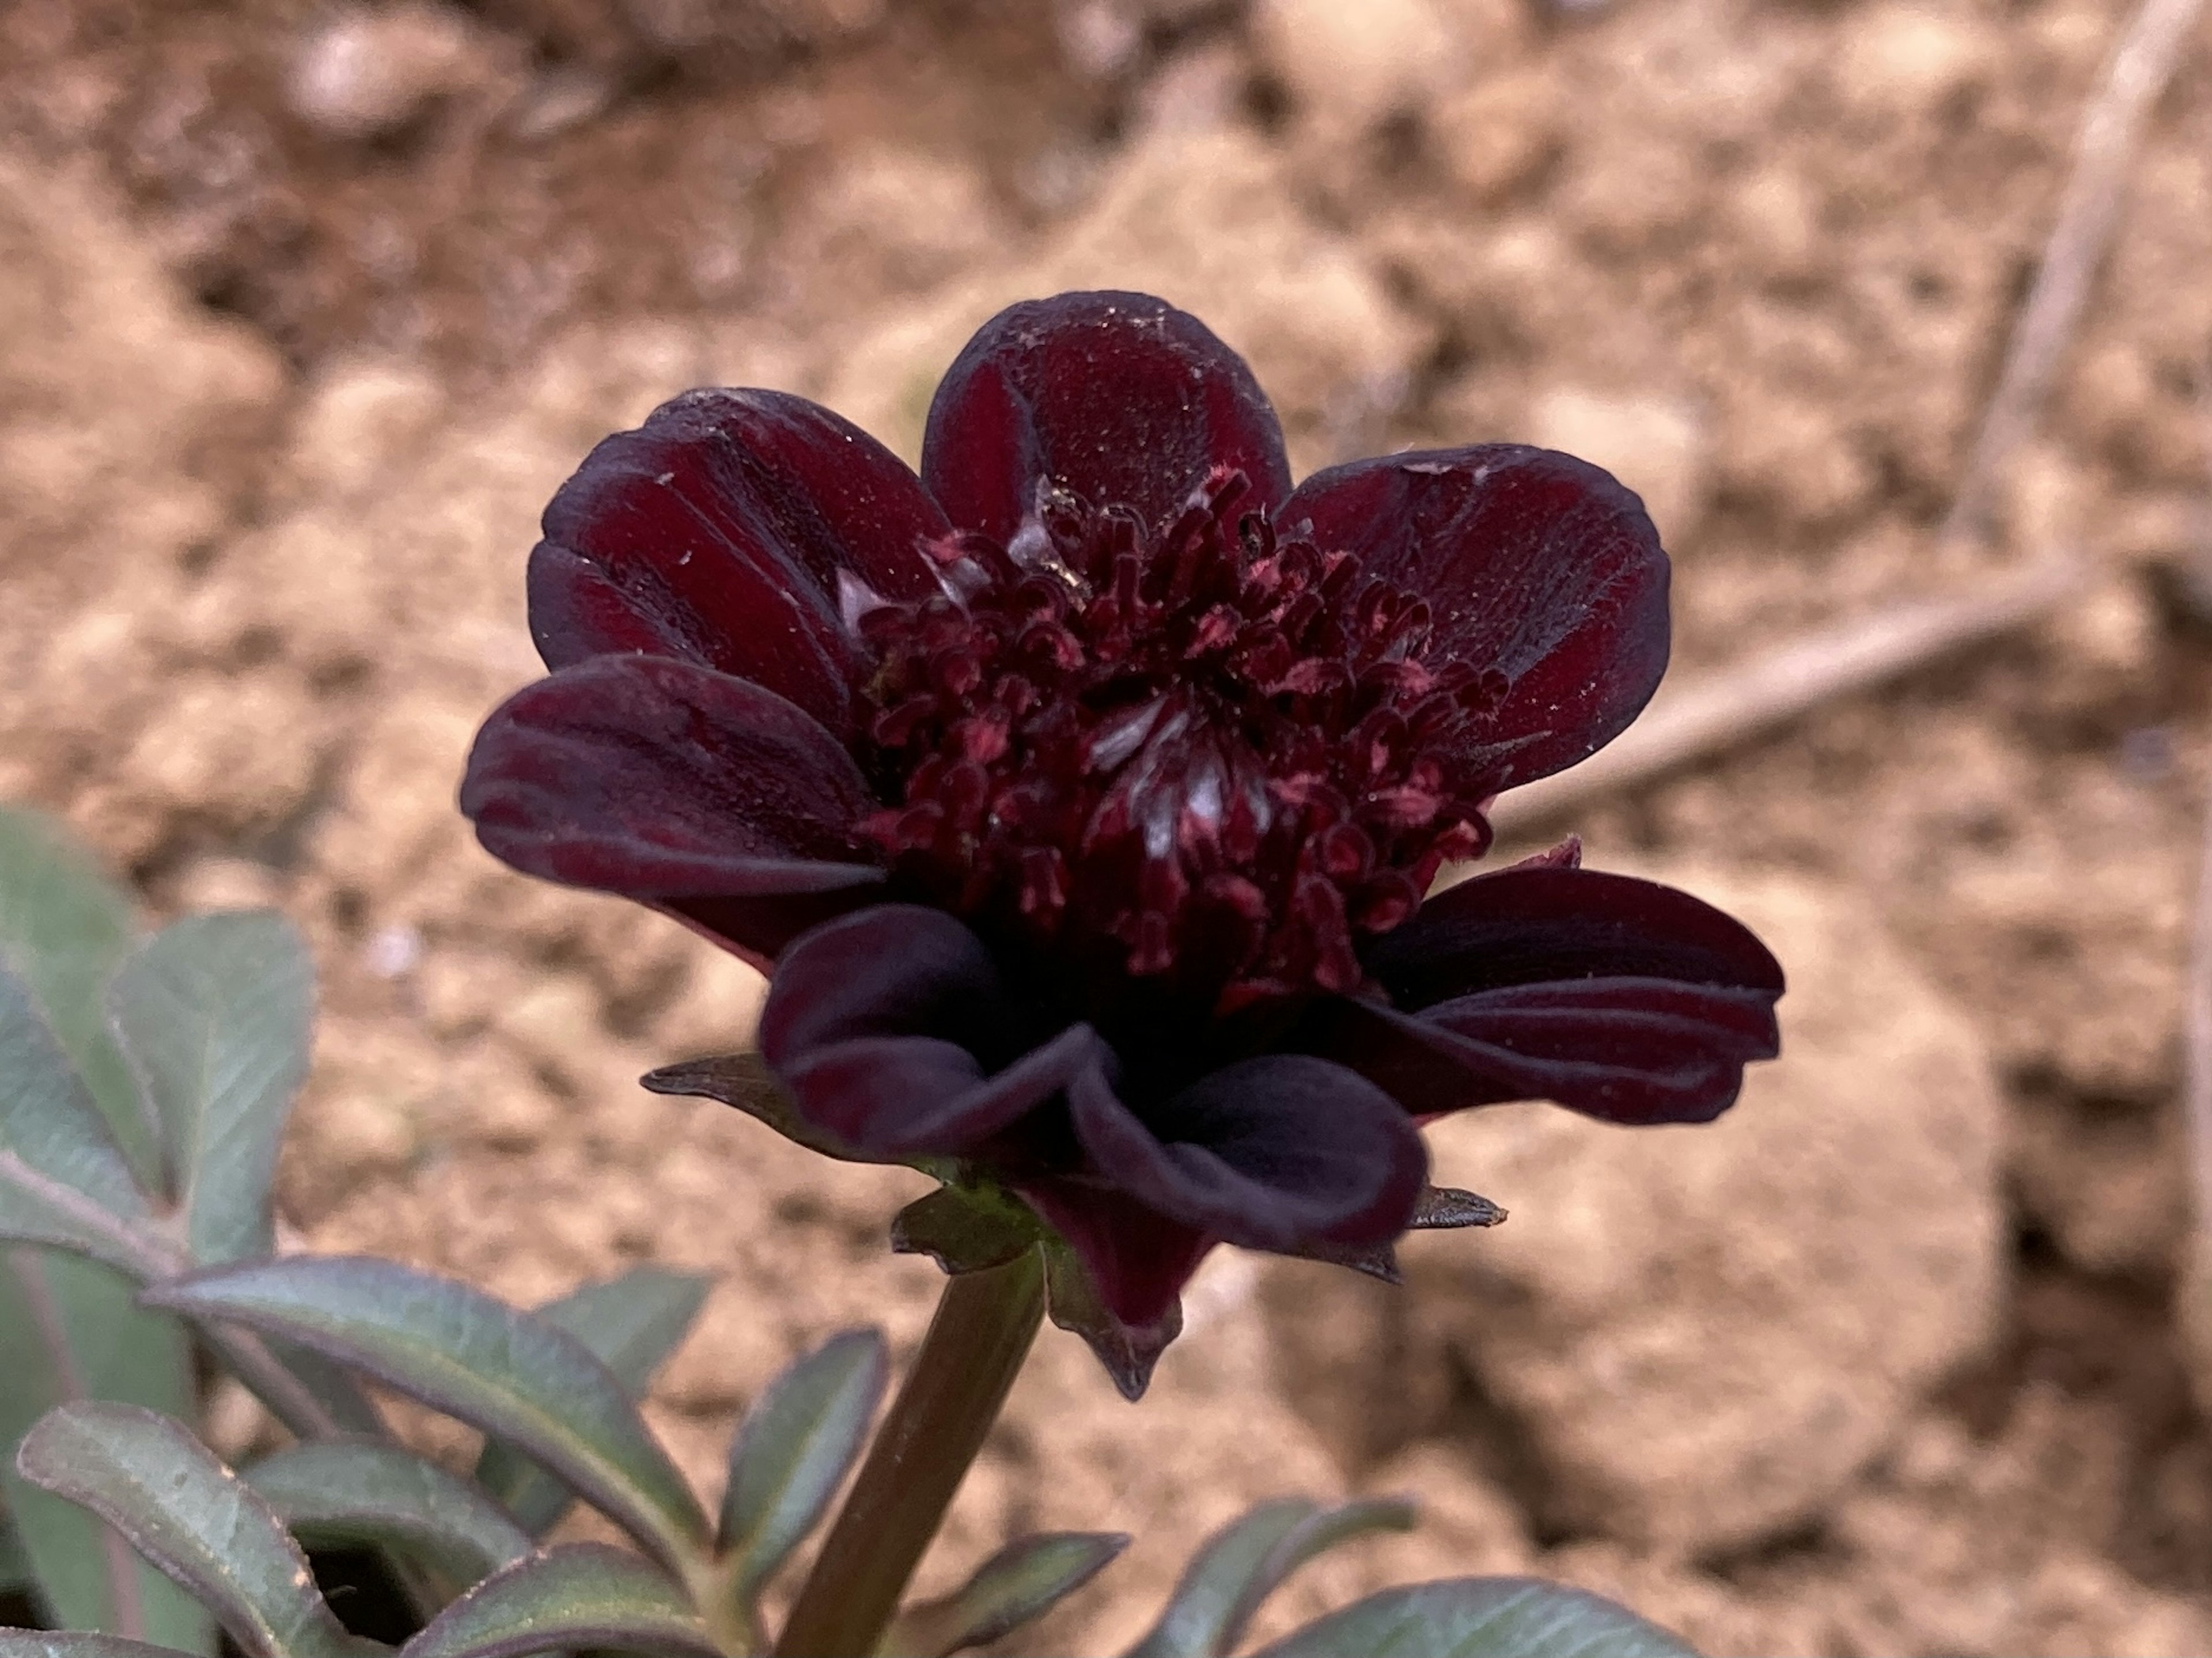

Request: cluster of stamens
left=854, top=468, right=1502, bottom=1013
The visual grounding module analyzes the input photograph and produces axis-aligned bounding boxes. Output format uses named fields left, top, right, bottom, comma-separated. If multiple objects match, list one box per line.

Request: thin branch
left=1488, top=551, right=2091, bottom=837
left=195, top=1325, right=349, bottom=1444
left=1944, top=0, right=2207, bottom=541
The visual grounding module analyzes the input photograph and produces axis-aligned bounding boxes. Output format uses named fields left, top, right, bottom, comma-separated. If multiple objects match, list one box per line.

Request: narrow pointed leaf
left=0, top=807, right=158, bottom=1186
left=143, top=1257, right=710, bottom=1569
left=0, top=1151, right=172, bottom=1279
left=1, top=1254, right=211, bottom=1654
left=0, top=969, right=150, bottom=1224
left=0, top=1637, right=211, bottom=1658
left=878, top=1532, right=1128, bottom=1657
left=717, top=1329, right=887, bottom=1599
left=108, top=914, right=314, bottom=1265
left=475, top=1266, right=712, bottom=1536
left=1243, top=1577, right=1700, bottom=1658
left=398, top=1543, right=720, bottom=1658
left=13, top=1403, right=353, bottom=1658
left=1123, top=1499, right=1315, bottom=1658
left=244, top=1440, right=533, bottom=1587
left=1124, top=1497, right=1414, bottom=1658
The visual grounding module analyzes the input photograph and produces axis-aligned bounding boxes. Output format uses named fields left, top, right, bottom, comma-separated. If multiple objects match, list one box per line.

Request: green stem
left=772, top=1247, right=1046, bottom=1658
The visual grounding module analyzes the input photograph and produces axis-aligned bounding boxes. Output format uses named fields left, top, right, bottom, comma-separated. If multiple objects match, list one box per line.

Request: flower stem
left=772, top=1246, right=1046, bottom=1658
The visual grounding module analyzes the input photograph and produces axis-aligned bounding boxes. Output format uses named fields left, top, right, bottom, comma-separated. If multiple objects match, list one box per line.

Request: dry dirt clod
left=288, top=4, right=502, bottom=143
left=1396, top=860, right=2006, bottom=1555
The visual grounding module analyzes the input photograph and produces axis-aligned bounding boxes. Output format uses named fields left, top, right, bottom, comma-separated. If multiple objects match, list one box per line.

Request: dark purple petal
left=1281, top=446, right=1669, bottom=795
left=1066, top=1057, right=1427, bottom=1252
left=759, top=904, right=1012, bottom=1063
left=1366, top=866, right=1784, bottom=1011
left=532, top=389, right=951, bottom=735
left=1310, top=980, right=1779, bottom=1126
left=921, top=292, right=1293, bottom=544
left=460, top=655, right=883, bottom=941
left=776, top=1024, right=1109, bottom=1159
left=1016, top=1178, right=1213, bottom=1340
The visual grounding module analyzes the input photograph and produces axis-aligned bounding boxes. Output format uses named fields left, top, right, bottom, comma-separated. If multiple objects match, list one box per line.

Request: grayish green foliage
left=146, top=1256, right=711, bottom=1570
left=0, top=809, right=157, bottom=1183
left=243, top=1441, right=533, bottom=1588
left=474, top=1265, right=711, bottom=1536
left=0, top=1634, right=210, bottom=1658
left=877, top=1531, right=1127, bottom=1657
left=0, top=969, right=151, bottom=1227
left=718, top=1329, right=887, bottom=1605
left=0, top=812, right=210, bottom=1655
left=1243, top=1578, right=1702, bottom=1658
left=397, top=1545, right=721, bottom=1658
left=0, top=1256, right=209, bottom=1652
left=13, top=1403, right=354, bottom=1658
left=1123, top=1497, right=1416, bottom=1658
left=107, top=915, right=313, bottom=1266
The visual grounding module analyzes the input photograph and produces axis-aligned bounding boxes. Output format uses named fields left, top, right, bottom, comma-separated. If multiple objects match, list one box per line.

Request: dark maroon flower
left=461, top=291, right=1782, bottom=1395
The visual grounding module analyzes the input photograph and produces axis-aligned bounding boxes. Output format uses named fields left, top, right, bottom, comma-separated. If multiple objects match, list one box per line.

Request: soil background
left=5, top=0, right=2212, bottom=1652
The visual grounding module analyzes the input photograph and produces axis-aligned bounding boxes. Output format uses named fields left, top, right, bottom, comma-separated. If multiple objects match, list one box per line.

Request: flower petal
left=1015, top=1178, right=1211, bottom=1349
left=759, top=904, right=1012, bottom=1063
left=777, top=1025, right=1110, bottom=1159
left=531, top=388, right=951, bottom=734
left=1309, top=866, right=1783, bottom=1125
left=1281, top=445, right=1669, bottom=794
left=460, top=656, right=884, bottom=961
left=922, top=291, right=1293, bottom=544
left=1310, top=980, right=1780, bottom=1125
left=1366, top=866, right=1784, bottom=1010
left=1066, top=1057, right=1427, bottom=1253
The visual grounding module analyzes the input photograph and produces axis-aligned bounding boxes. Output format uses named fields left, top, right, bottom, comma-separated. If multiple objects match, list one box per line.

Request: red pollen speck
left=854, top=471, right=1498, bottom=1012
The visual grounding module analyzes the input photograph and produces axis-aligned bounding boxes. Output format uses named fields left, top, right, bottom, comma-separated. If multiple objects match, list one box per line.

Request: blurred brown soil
left=5, top=0, right=2212, bottom=1651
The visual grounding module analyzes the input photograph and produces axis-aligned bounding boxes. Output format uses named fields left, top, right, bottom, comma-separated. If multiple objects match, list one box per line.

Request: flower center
left=853, top=467, right=1499, bottom=1015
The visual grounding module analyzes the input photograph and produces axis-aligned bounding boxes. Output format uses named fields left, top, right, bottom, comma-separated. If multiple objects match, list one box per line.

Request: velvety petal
left=1016, top=1178, right=1213, bottom=1341
left=1281, top=445, right=1669, bottom=794
left=1066, top=1057, right=1427, bottom=1252
left=921, top=291, right=1293, bottom=544
left=531, top=388, right=952, bottom=734
left=759, top=904, right=1013, bottom=1063
left=1366, top=866, right=1784, bottom=1011
left=460, top=655, right=883, bottom=910
left=1307, top=978, right=1779, bottom=1125
left=776, top=1024, right=1110, bottom=1159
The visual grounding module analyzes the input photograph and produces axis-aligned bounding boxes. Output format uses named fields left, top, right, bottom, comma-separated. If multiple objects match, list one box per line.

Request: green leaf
left=13, top=1402, right=354, bottom=1658
left=1123, top=1497, right=1416, bottom=1658
left=1242, top=1577, right=1702, bottom=1658
left=0, top=807, right=157, bottom=1188
left=108, top=914, right=314, bottom=1265
left=0, top=1637, right=211, bottom=1658
left=398, top=1544, right=720, bottom=1658
left=718, top=1329, right=886, bottom=1604
left=1, top=1254, right=212, bottom=1654
left=878, top=1532, right=1128, bottom=1657
left=475, top=1266, right=712, bottom=1537
left=0, top=968, right=153, bottom=1226
left=145, top=1257, right=711, bottom=1571
left=0, top=1151, right=171, bottom=1279
left=244, top=1440, right=533, bottom=1588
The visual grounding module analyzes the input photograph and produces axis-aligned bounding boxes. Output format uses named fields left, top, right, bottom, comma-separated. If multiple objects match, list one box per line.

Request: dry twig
left=1489, top=551, right=2091, bottom=837
left=1943, top=0, right=2207, bottom=541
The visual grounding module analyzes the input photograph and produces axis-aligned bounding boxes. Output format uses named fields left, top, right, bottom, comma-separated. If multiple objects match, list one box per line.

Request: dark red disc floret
left=853, top=466, right=1502, bottom=1016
